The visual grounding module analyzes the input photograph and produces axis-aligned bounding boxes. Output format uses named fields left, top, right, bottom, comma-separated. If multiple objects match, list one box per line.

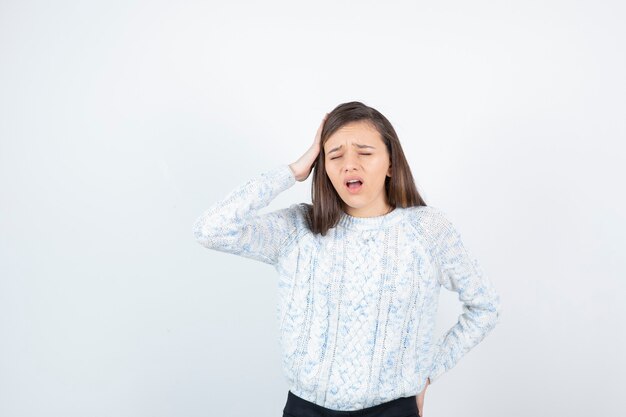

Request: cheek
left=326, top=173, right=341, bottom=188
left=371, top=158, right=388, bottom=173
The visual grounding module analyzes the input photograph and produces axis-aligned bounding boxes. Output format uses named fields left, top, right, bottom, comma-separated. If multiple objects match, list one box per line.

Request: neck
left=343, top=202, right=394, bottom=219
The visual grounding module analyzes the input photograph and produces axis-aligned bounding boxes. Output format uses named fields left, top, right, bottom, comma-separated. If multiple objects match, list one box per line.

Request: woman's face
left=324, top=120, right=392, bottom=218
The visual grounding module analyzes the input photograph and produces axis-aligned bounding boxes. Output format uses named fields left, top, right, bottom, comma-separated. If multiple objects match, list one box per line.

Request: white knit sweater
left=193, top=163, right=502, bottom=411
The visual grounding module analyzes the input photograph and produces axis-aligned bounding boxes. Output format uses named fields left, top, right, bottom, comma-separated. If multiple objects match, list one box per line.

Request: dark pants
left=283, top=390, right=420, bottom=417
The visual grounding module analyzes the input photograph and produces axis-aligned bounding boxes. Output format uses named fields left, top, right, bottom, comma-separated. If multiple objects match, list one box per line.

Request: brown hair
left=306, top=101, right=427, bottom=235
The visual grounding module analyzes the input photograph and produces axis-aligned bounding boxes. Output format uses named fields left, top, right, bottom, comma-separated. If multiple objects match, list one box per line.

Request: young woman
left=193, top=101, right=502, bottom=417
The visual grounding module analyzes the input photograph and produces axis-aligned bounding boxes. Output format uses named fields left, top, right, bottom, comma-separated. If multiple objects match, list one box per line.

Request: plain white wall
left=1, top=0, right=624, bottom=416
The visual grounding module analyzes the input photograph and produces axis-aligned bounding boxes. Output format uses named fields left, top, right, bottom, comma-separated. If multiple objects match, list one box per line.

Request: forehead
left=325, top=121, right=381, bottom=147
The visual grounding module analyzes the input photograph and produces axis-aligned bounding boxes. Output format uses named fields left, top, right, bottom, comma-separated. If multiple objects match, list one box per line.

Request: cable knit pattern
left=193, top=164, right=502, bottom=411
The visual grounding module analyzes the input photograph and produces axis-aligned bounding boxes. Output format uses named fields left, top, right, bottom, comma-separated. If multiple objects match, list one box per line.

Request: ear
left=387, top=164, right=392, bottom=177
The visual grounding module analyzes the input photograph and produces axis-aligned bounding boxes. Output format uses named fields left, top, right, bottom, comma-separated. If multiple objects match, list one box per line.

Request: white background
left=1, top=1, right=624, bottom=416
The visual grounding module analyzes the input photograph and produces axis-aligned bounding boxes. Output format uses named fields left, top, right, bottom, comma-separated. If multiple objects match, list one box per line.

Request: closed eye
left=330, top=153, right=371, bottom=160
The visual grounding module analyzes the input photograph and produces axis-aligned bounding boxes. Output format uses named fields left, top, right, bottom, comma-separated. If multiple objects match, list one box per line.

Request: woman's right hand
left=289, top=113, right=329, bottom=182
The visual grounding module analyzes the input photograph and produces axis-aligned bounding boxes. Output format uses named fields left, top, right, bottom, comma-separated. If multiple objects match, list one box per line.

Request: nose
left=342, top=152, right=360, bottom=172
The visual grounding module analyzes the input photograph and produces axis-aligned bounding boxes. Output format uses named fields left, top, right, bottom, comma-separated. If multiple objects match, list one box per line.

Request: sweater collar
left=337, top=206, right=405, bottom=231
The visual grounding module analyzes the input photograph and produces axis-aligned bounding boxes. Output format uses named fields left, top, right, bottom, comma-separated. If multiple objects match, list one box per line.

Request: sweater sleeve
left=426, top=208, right=502, bottom=384
left=192, top=164, right=299, bottom=266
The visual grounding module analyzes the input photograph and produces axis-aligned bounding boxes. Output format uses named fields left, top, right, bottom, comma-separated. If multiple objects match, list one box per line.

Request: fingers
left=314, top=113, right=328, bottom=144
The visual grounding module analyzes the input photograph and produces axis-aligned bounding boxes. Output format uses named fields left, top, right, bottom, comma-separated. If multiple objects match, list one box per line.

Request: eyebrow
left=327, top=143, right=376, bottom=154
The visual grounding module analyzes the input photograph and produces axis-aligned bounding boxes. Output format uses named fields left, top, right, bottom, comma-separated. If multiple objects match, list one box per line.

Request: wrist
left=289, top=163, right=305, bottom=181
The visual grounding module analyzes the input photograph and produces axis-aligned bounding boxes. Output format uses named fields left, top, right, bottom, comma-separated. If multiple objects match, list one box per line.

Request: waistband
left=283, top=390, right=419, bottom=417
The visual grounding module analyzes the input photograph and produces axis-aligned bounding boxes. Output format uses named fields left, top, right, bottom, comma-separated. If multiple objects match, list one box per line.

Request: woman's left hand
left=416, top=378, right=430, bottom=416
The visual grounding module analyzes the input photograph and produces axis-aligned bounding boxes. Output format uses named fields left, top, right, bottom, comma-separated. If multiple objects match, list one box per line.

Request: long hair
left=306, top=101, right=427, bottom=235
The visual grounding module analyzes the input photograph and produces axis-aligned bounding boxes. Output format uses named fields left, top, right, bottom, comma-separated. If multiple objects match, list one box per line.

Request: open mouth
left=345, top=179, right=364, bottom=192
